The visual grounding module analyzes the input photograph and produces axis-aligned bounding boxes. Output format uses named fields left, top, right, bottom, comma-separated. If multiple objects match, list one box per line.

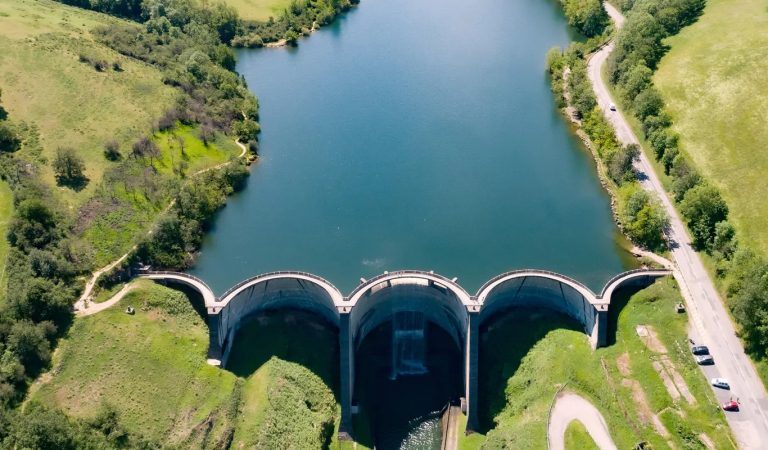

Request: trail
left=548, top=392, right=617, bottom=450
left=74, top=140, right=248, bottom=315
left=588, top=4, right=768, bottom=447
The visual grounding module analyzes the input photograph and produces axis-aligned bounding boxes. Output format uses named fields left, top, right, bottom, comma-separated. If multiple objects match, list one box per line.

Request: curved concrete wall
left=142, top=267, right=670, bottom=437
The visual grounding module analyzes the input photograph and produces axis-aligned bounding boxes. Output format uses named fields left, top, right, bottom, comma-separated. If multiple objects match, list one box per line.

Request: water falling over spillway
left=391, top=311, right=428, bottom=379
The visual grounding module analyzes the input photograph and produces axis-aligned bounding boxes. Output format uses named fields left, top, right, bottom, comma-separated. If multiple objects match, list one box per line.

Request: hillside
left=0, top=0, right=176, bottom=204
left=655, top=0, right=768, bottom=255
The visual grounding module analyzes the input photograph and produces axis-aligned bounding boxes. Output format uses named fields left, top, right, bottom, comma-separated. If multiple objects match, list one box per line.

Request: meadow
left=223, top=0, right=294, bottom=21
left=0, top=0, right=176, bottom=205
left=655, top=0, right=768, bottom=256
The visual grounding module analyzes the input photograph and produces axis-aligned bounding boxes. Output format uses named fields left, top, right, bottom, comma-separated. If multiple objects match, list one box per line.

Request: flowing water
left=192, top=0, right=635, bottom=446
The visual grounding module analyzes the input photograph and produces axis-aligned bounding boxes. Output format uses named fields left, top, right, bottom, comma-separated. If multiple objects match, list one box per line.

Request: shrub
left=608, top=143, right=639, bottom=185
left=0, top=122, right=21, bottom=152
left=620, top=184, right=668, bottom=250
left=680, top=184, right=729, bottom=250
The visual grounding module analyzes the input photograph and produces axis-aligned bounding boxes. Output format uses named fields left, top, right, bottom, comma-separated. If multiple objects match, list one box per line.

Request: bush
left=619, top=184, right=668, bottom=250
left=608, top=143, right=639, bottom=185
left=0, top=122, right=21, bottom=152
left=559, top=0, right=610, bottom=37
left=680, top=184, right=729, bottom=250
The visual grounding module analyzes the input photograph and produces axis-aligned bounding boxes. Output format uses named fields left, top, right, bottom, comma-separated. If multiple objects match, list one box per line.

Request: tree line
left=0, top=1, right=260, bottom=445
left=559, top=0, right=768, bottom=364
left=606, top=0, right=768, bottom=361
left=548, top=48, right=669, bottom=252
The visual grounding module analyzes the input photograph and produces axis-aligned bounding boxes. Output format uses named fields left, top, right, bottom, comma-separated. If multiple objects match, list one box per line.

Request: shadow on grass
left=606, top=284, right=652, bottom=347
left=476, top=307, right=582, bottom=434
left=224, top=309, right=340, bottom=397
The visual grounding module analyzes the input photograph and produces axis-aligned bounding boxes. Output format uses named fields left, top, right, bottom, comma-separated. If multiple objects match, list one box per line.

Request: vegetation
left=466, top=279, right=734, bottom=448
left=548, top=48, right=668, bottom=251
left=221, top=0, right=294, bottom=21
left=0, top=0, right=257, bottom=444
left=31, top=281, right=241, bottom=447
left=564, top=420, right=599, bottom=450
left=31, top=283, right=341, bottom=448
left=604, top=0, right=768, bottom=382
left=655, top=0, right=768, bottom=256
left=233, top=0, right=359, bottom=47
left=559, top=0, right=610, bottom=37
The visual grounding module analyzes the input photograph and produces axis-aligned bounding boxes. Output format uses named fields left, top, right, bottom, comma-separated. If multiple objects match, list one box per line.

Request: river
left=192, top=0, right=633, bottom=446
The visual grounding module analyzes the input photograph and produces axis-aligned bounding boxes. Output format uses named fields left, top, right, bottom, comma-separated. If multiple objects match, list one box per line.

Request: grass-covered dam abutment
left=139, top=267, right=669, bottom=439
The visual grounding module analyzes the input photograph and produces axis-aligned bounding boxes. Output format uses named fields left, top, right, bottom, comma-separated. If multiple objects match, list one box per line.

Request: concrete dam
left=140, top=267, right=669, bottom=436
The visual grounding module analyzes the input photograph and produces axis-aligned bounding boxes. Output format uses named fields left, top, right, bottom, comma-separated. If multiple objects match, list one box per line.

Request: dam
left=141, top=267, right=669, bottom=437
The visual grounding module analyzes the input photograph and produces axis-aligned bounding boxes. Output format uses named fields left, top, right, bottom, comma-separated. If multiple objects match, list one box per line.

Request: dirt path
left=548, top=392, right=617, bottom=450
left=76, top=283, right=135, bottom=317
left=589, top=4, right=768, bottom=446
left=74, top=140, right=248, bottom=316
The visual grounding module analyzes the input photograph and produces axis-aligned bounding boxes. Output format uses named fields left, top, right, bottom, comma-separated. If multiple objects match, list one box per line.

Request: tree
left=8, top=199, right=60, bottom=251
left=633, top=87, right=664, bottom=120
left=131, top=136, right=160, bottom=164
left=52, top=147, right=87, bottom=188
left=620, top=184, right=668, bottom=250
left=727, top=251, right=768, bottom=356
left=0, top=122, right=20, bottom=152
left=608, top=143, right=639, bottom=184
left=680, top=184, right=729, bottom=250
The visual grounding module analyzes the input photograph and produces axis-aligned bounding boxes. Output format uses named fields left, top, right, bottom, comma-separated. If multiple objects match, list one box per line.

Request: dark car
left=691, top=345, right=709, bottom=355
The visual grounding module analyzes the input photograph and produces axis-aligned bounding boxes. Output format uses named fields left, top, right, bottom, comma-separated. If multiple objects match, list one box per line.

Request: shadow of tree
left=56, top=174, right=89, bottom=191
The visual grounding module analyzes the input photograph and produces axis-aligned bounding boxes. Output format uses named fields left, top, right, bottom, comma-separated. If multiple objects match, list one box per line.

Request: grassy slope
left=655, top=0, right=768, bottom=255
left=0, top=0, right=176, bottom=205
left=565, top=420, right=599, bottom=450
left=0, top=180, right=12, bottom=306
left=31, top=281, right=239, bottom=446
left=32, top=285, right=341, bottom=448
left=460, top=279, right=734, bottom=449
left=222, top=0, right=294, bottom=21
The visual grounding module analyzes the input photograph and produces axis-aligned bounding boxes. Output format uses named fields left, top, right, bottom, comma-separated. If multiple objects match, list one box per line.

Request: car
left=609, top=103, right=617, bottom=111
left=711, top=378, right=730, bottom=389
left=722, top=400, right=739, bottom=411
left=691, top=345, right=710, bottom=355
left=695, top=354, right=714, bottom=365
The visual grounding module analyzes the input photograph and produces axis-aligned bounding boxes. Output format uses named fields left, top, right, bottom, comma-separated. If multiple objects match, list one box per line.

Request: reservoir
left=193, top=0, right=633, bottom=446
left=190, top=0, right=631, bottom=294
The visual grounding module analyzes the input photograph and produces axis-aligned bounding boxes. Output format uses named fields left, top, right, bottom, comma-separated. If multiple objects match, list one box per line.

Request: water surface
left=191, top=0, right=631, bottom=294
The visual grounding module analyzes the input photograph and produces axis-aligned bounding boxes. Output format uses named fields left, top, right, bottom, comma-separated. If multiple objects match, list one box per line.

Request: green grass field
left=32, top=282, right=342, bottom=448
left=565, top=420, right=599, bottom=450
left=460, top=279, right=734, bottom=449
left=222, top=0, right=294, bottom=21
left=655, top=0, right=768, bottom=255
left=31, top=281, right=240, bottom=446
left=0, top=0, right=177, bottom=205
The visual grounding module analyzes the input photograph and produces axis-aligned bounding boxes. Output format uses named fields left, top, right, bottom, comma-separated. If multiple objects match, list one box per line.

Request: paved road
left=548, top=392, right=617, bottom=450
left=589, top=4, right=768, bottom=447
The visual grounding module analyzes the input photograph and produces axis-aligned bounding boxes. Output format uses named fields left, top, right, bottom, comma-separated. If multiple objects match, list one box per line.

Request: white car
left=711, top=378, right=730, bottom=390
left=609, top=103, right=617, bottom=111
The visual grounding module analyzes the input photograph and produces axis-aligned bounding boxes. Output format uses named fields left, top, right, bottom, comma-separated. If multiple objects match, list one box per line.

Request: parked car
left=695, top=354, right=714, bottom=365
left=691, top=345, right=710, bottom=355
left=722, top=400, right=739, bottom=411
left=609, top=103, right=617, bottom=111
left=711, top=378, right=730, bottom=389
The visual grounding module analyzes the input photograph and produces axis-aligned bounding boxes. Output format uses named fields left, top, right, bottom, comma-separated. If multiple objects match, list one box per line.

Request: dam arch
left=139, top=267, right=670, bottom=438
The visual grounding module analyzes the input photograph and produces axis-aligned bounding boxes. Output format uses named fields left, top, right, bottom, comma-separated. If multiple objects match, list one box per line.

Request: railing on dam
left=598, top=268, right=671, bottom=299
left=217, top=270, right=341, bottom=303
